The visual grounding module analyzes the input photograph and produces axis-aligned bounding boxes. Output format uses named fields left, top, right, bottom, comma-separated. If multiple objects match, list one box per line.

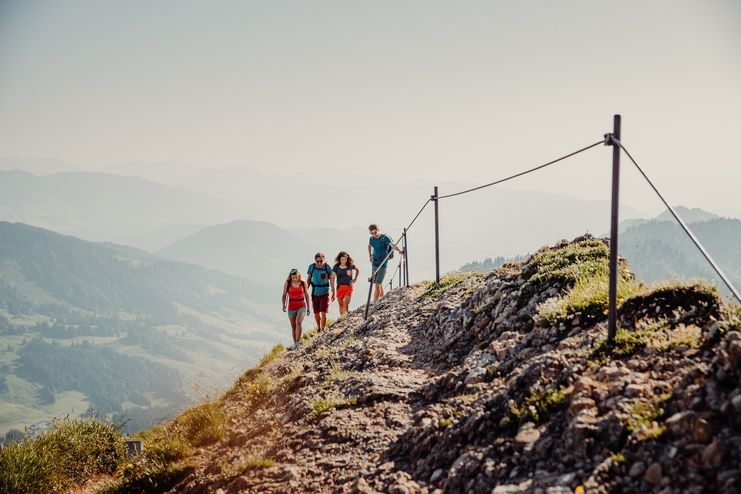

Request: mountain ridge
left=92, top=235, right=740, bottom=493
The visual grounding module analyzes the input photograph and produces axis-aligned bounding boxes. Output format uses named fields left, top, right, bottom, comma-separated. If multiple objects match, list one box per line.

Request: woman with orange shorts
left=281, top=268, right=311, bottom=350
left=332, top=251, right=359, bottom=318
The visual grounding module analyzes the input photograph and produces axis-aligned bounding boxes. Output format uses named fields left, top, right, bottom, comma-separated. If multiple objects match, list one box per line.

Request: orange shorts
left=337, top=284, right=353, bottom=300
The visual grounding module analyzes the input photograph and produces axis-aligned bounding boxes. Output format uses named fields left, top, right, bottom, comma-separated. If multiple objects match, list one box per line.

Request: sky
left=1, top=0, right=740, bottom=216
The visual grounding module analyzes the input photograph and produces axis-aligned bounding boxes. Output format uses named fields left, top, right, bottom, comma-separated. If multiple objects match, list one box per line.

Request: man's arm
left=367, top=243, right=372, bottom=262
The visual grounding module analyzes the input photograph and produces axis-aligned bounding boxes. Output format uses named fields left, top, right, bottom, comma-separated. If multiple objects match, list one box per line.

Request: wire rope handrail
left=615, top=138, right=741, bottom=304
left=437, top=139, right=605, bottom=200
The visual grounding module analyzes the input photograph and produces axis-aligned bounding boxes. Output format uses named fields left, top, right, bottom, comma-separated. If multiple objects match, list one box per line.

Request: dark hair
left=368, top=224, right=379, bottom=232
left=334, top=251, right=354, bottom=265
left=314, top=252, right=325, bottom=260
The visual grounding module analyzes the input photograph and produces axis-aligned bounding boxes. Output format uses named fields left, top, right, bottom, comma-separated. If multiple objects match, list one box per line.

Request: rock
left=514, top=422, right=541, bottom=449
left=625, top=383, right=649, bottom=398
left=701, top=439, right=725, bottom=468
left=429, top=469, right=444, bottom=483
left=351, top=477, right=379, bottom=494
left=629, top=461, right=645, bottom=478
left=731, top=394, right=741, bottom=414
left=546, top=487, right=571, bottom=494
left=465, top=367, right=488, bottom=385
left=691, top=417, right=712, bottom=443
left=569, top=396, right=597, bottom=416
left=492, top=480, right=532, bottom=493
left=644, top=463, right=662, bottom=485
left=665, top=411, right=696, bottom=435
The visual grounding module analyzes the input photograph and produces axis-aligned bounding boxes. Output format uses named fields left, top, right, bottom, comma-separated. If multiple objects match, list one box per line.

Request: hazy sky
left=1, top=0, right=740, bottom=214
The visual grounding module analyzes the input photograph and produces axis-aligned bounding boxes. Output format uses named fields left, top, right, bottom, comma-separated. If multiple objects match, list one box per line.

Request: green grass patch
left=311, top=396, right=358, bottom=420
left=626, top=401, right=665, bottom=441
left=523, top=238, right=612, bottom=286
left=222, top=457, right=275, bottom=478
left=259, top=344, right=285, bottom=367
left=610, top=452, right=626, bottom=464
left=171, top=401, right=225, bottom=447
left=509, top=384, right=573, bottom=424
left=539, top=275, right=639, bottom=327
left=419, top=273, right=479, bottom=300
left=324, top=364, right=352, bottom=384
left=521, top=238, right=633, bottom=308
left=590, top=319, right=668, bottom=363
left=0, top=418, right=125, bottom=494
left=105, top=400, right=225, bottom=493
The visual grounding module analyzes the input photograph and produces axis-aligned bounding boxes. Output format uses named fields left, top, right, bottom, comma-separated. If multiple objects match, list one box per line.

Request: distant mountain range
left=0, top=170, right=242, bottom=246
left=157, top=220, right=371, bottom=303
left=619, top=211, right=741, bottom=295
left=0, top=222, right=283, bottom=436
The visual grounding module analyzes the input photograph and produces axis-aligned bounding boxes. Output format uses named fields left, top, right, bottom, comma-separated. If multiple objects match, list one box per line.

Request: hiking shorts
left=337, top=284, right=353, bottom=300
left=287, top=306, right=306, bottom=319
left=372, top=264, right=387, bottom=284
left=312, top=294, right=329, bottom=313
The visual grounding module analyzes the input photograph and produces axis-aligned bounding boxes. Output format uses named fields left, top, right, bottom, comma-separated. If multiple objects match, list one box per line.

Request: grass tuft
left=222, top=457, right=275, bottom=478
left=509, top=384, right=572, bottom=424
left=419, top=273, right=479, bottom=300
left=626, top=401, right=665, bottom=441
left=0, top=418, right=125, bottom=494
left=259, top=344, right=285, bottom=367
left=311, top=396, right=358, bottom=420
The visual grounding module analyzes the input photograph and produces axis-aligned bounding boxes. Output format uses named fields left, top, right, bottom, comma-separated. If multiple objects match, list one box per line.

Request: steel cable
left=614, top=138, right=741, bottom=304
left=437, top=140, right=605, bottom=200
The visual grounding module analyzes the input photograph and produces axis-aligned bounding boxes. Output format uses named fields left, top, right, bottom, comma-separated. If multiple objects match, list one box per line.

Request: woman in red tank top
left=282, top=268, right=311, bottom=350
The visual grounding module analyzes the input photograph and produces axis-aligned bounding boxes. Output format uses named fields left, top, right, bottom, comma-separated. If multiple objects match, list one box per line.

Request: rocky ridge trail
left=165, top=236, right=739, bottom=494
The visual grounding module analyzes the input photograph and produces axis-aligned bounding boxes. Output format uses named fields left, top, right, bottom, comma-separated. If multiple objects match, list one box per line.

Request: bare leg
left=289, top=317, right=297, bottom=345
left=342, top=296, right=352, bottom=316
left=320, top=312, right=327, bottom=330
left=374, top=283, right=384, bottom=301
left=295, top=311, right=305, bottom=342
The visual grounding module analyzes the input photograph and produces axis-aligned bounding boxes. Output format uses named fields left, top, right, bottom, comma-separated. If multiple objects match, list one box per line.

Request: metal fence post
left=433, top=186, right=440, bottom=284
left=403, top=228, right=409, bottom=286
left=364, top=270, right=376, bottom=320
left=607, top=114, right=622, bottom=345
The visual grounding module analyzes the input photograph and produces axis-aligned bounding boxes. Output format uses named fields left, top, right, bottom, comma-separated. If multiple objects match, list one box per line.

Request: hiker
left=281, top=268, right=310, bottom=350
left=307, top=252, right=336, bottom=330
left=332, top=251, right=359, bottom=318
left=368, top=224, right=404, bottom=301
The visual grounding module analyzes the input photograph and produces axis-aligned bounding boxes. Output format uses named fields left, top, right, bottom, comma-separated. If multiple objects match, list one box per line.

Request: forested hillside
left=0, top=222, right=283, bottom=437
left=620, top=217, right=741, bottom=293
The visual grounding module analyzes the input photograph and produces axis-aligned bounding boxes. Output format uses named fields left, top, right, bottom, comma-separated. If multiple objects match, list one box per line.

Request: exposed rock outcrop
left=151, top=236, right=739, bottom=494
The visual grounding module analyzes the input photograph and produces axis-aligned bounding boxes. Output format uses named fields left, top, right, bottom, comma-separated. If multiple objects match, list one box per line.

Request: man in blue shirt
left=367, top=224, right=404, bottom=301
left=307, top=252, right=336, bottom=330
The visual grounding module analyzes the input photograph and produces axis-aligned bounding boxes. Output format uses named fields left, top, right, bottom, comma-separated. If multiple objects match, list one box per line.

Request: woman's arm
left=281, top=281, right=288, bottom=311
left=352, top=265, right=360, bottom=284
